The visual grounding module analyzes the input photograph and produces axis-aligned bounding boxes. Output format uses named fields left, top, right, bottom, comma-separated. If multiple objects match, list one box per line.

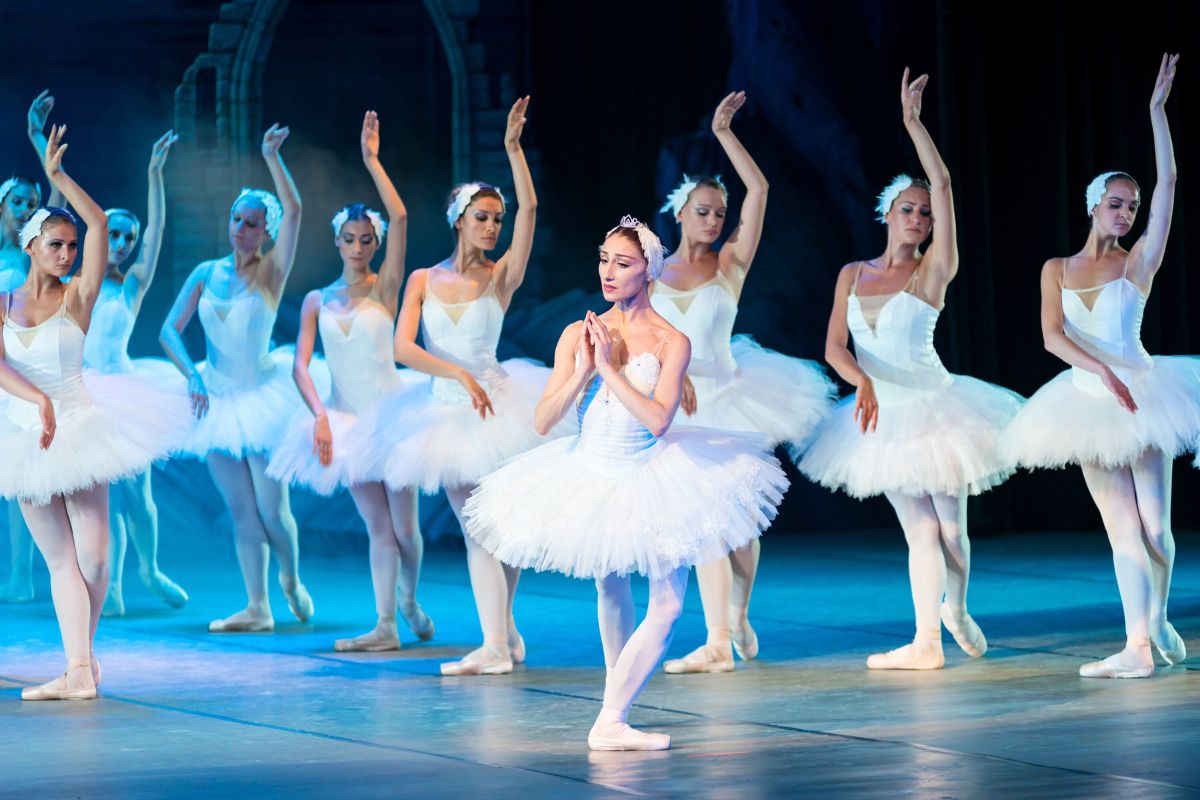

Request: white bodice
left=198, top=286, right=279, bottom=392
left=318, top=299, right=403, bottom=415
left=576, top=353, right=661, bottom=465
left=1062, top=277, right=1153, bottom=395
left=651, top=274, right=739, bottom=388
left=83, top=278, right=136, bottom=374
left=3, top=301, right=91, bottom=427
left=847, top=289, right=953, bottom=404
left=420, top=276, right=505, bottom=402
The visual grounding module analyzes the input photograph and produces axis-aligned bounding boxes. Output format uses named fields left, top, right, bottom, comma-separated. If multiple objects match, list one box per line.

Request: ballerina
left=161, top=123, right=316, bottom=633
left=0, top=126, right=189, bottom=700
left=267, top=111, right=433, bottom=651
left=796, top=70, right=1023, bottom=670
left=1004, top=55, right=1195, bottom=678
left=464, top=215, right=787, bottom=750
left=654, top=91, right=835, bottom=675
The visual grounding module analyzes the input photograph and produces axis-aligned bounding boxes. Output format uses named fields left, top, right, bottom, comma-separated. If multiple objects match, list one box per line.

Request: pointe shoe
left=588, top=722, right=671, bottom=751
left=663, top=643, right=735, bottom=674
left=101, top=589, right=126, bottom=618
left=91, top=654, right=102, bottom=688
left=940, top=603, right=988, bottom=658
left=508, top=632, right=526, bottom=665
left=334, top=623, right=401, bottom=652
left=1151, top=621, right=1187, bottom=666
left=0, top=579, right=34, bottom=604
left=279, top=576, right=314, bottom=623
left=141, top=567, right=189, bottom=609
left=21, top=664, right=96, bottom=701
left=208, top=608, right=274, bottom=633
left=1079, top=647, right=1154, bottom=679
left=731, top=624, right=759, bottom=661
left=440, top=644, right=513, bottom=676
left=399, top=600, right=435, bottom=642
left=866, top=639, right=944, bottom=670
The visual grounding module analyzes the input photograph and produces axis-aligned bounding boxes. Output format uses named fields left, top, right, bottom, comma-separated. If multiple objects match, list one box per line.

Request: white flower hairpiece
left=446, top=182, right=506, bottom=228
left=875, top=174, right=915, bottom=223
left=19, top=207, right=77, bottom=249
left=234, top=187, right=283, bottom=240
left=659, top=174, right=728, bottom=217
left=1085, top=172, right=1119, bottom=216
left=606, top=214, right=667, bottom=281
left=331, top=206, right=387, bottom=243
left=105, top=208, right=142, bottom=241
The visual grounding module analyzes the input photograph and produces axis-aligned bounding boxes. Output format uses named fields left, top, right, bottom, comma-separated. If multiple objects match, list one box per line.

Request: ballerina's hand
left=188, top=372, right=210, bottom=419
left=854, top=377, right=879, bottom=433
left=361, top=110, right=380, bottom=161
left=504, top=96, right=530, bottom=153
left=574, top=319, right=596, bottom=375
left=312, top=413, right=334, bottom=467
left=711, top=91, right=746, bottom=134
left=37, top=395, right=56, bottom=451
left=148, top=130, right=178, bottom=173
left=261, top=123, right=290, bottom=158
left=901, top=67, right=929, bottom=125
left=681, top=374, right=698, bottom=416
left=1150, top=53, right=1180, bottom=108
left=44, top=124, right=68, bottom=177
left=1101, top=367, right=1138, bottom=414
left=457, top=370, right=495, bottom=420
left=585, top=312, right=614, bottom=376
left=27, top=90, right=53, bottom=136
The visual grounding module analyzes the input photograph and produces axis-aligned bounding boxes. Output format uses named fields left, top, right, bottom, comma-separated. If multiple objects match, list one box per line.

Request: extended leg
left=931, top=490, right=986, bottom=657
left=207, top=453, right=274, bottom=632
left=247, top=453, right=312, bottom=623
left=1130, top=449, right=1184, bottom=665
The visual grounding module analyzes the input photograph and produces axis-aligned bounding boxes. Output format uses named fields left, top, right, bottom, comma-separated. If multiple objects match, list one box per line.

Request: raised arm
left=125, top=131, right=178, bottom=309
left=361, top=111, right=408, bottom=316
left=587, top=314, right=689, bottom=437
left=1130, top=53, right=1179, bottom=283
left=902, top=69, right=957, bottom=290
left=160, top=263, right=211, bottom=418
left=534, top=320, right=594, bottom=435
left=44, top=127, right=108, bottom=315
left=824, top=264, right=877, bottom=432
left=26, top=91, right=64, bottom=208
left=714, top=92, right=768, bottom=282
left=260, top=124, right=302, bottom=296
left=1039, top=258, right=1136, bottom=413
left=493, top=96, right=537, bottom=306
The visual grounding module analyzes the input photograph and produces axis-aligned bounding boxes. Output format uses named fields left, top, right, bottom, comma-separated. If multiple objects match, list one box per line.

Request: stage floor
left=2, top=529, right=1198, bottom=798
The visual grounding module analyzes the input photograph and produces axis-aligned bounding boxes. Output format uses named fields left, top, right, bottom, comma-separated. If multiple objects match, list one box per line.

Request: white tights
left=347, top=482, right=423, bottom=619
left=1080, top=449, right=1174, bottom=645
left=596, top=567, right=688, bottom=718
left=2, top=501, right=34, bottom=598
left=883, top=489, right=971, bottom=636
left=445, top=484, right=520, bottom=653
left=695, top=539, right=759, bottom=643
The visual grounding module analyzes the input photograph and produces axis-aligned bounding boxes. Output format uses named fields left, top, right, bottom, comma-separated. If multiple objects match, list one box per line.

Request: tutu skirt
left=1004, top=356, right=1200, bottom=469
left=463, top=427, right=788, bottom=580
left=359, top=359, right=571, bottom=493
left=682, top=335, right=836, bottom=446
left=0, top=372, right=192, bottom=506
left=795, top=375, right=1023, bottom=498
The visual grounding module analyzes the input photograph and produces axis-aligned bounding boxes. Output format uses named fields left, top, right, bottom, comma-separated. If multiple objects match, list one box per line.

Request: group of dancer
left=1, top=55, right=1194, bottom=750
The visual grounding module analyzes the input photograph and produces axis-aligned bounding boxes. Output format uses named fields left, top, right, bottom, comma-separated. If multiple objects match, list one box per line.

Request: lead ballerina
left=654, top=92, right=835, bottom=674
left=797, top=69, right=1023, bottom=670
left=463, top=216, right=787, bottom=750
left=1004, top=55, right=1197, bottom=678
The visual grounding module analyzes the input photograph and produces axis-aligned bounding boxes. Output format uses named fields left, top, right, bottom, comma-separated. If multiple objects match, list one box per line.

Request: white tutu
left=463, top=427, right=788, bottom=580
left=682, top=335, right=836, bottom=446
left=0, top=372, right=192, bottom=506
left=359, top=359, right=571, bottom=493
left=1004, top=356, right=1200, bottom=470
left=795, top=376, right=1024, bottom=498
left=178, top=347, right=329, bottom=459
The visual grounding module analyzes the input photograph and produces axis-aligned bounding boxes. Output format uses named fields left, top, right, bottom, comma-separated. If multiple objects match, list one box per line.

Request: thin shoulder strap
left=652, top=331, right=672, bottom=358
left=849, top=262, right=866, bottom=295
left=1121, top=255, right=1131, bottom=279
left=1060, top=256, right=1071, bottom=288
left=903, top=266, right=921, bottom=292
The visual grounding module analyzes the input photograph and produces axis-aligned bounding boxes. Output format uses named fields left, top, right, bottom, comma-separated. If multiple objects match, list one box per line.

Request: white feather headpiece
left=875, top=174, right=916, bottom=223
left=659, top=174, right=728, bottom=217
left=446, top=182, right=506, bottom=228
left=606, top=215, right=667, bottom=281
left=234, top=187, right=283, bottom=240
left=0, top=176, right=42, bottom=208
left=1085, top=172, right=1119, bottom=216
left=331, top=206, right=387, bottom=243
left=19, top=207, right=77, bottom=249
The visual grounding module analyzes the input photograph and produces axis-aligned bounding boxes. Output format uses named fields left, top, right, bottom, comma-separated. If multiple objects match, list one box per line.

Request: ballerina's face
left=107, top=213, right=139, bottom=267
left=25, top=220, right=78, bottom=279
left=336, top=218, right=378, bottom=266
left=679, top=186, right=728, bottom=244
left=884, top=186, right=933, bottom=245
left=598, top=233, right=650, bottom=301
left=1091, top=179, right=1140, bottom=239
left=456, top=196, right=504, bottom=252
left=228, top=198, right=269, bottom=254
left=2, top=183, right=40, bottom=242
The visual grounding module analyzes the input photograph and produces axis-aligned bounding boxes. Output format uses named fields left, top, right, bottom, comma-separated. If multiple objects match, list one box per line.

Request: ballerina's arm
left=587, top=312, right=690, bottom=438
left=713, top=91, right=768, bottom=288
left=292, top=290, right=333, bottom=465
left=0, top=297, right=55, bottom=449
left=493, top=97, right=537, bottom=308
left=26, top=90, right=64, bottom=208
left=361, top=111, right=408, bottom=317
left=259, top=124, right=302, bottom=299
left=1128, top=54, right=1179, bottom=285
left=901, top=69, right=957, bottom=298
left=159, top=262, right=211, bottom=417
left=824, top=264, right=878, bottom=432
left=534, top=320, right=595, bottom=435
left=43, top=126, right=108, bottom=321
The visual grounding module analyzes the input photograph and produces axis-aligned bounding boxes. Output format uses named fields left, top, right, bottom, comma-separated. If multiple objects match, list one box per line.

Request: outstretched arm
left=494, top=96, right=537, bottom=307
left=44, top=127, right=108, bottom=314
left=534, top=320, right=594, bottom=435
left=1130, top=53, right=1179, bottom=283
left=126, top=131, right=178, bottom=310
left=361, top=111, right=408, bottom=316
left=714, top=91, right=768, bottom=283
left=902, top=68, right=957, bottom=289
left=260, top=124, right=302, bottom=296
left=26, top=91, right=64, bottom=208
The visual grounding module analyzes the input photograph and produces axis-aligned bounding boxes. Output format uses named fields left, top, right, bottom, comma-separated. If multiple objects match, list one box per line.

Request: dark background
left=2, top=0, right=1198, bottom=538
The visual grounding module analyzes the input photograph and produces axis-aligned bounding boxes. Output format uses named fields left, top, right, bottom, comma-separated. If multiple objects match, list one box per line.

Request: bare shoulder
left=1040, top=257, right=1065, bottom=281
